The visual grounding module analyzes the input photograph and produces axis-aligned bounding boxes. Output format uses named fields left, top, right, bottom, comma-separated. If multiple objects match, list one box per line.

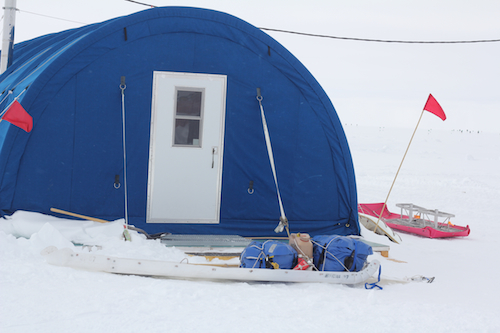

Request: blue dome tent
left=0, top=7, right=359, bottom=237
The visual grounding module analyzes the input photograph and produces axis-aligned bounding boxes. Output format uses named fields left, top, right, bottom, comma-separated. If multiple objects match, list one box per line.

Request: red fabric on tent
left=1, top=100, right=33, bottom=132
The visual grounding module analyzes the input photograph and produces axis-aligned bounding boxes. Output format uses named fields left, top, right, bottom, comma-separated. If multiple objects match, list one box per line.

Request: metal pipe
left=1, top=0, right=17, bottom=74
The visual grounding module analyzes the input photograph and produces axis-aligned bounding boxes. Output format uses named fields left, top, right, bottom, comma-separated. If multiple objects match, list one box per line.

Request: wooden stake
left=374, top=109, right=425, bottom=233
left=50, top=208, right=109, bottom=223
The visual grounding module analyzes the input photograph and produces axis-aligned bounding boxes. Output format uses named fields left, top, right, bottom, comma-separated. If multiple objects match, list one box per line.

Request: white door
left=147, top=71, right=227, bottom=223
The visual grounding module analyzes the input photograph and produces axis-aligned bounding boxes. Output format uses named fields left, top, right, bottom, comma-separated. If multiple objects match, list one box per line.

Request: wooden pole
left=374, top=109, right=425, bottom=233
left=50, top=208, right=110, bottom=223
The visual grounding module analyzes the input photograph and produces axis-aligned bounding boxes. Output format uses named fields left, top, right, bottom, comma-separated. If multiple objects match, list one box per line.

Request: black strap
left=265, top=256, right=274, bottom=269
left=344, top=241, right=358, bottom=271
left=318, top=244, right=326, bottom=269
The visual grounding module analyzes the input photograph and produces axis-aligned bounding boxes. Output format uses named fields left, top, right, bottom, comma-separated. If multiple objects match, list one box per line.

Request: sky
left=4, top=0, right=500, bottom=132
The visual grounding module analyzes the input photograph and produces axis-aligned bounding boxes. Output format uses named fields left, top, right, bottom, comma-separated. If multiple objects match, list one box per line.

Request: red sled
left=358, top=203, right=470, bottom=239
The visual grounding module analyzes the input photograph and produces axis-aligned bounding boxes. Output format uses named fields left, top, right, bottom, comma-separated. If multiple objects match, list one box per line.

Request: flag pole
left=373, top=109, right=425, bottom=233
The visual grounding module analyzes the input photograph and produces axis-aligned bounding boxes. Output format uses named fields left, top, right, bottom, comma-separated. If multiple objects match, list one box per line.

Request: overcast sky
left=5, top=0, right=500, bottom=132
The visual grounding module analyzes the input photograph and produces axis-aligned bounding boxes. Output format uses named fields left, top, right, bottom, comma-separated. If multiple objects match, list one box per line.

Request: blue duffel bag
left=312, top=235, right=373, bottom=272
left=240, top=240, right=298, bottom=269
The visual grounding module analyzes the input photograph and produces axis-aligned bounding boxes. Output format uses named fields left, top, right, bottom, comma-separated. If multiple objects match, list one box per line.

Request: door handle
left=212, top=146, right=218, bottom=168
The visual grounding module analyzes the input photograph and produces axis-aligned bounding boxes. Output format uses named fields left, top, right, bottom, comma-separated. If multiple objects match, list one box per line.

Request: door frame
left=147, top=71, right=227, bottom=224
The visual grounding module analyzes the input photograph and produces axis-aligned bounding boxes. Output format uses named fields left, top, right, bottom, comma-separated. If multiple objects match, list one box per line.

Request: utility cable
left=124, top=0, right=500, bottom=44
left=260, top=27, right=500, bottom=44
left=15, top=2, right=500, bottom=45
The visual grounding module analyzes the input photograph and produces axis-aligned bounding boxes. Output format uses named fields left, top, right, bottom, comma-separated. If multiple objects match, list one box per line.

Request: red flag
left=1, top=100, right=33, bottom=132
left=423, top=94, right=446, bottom=121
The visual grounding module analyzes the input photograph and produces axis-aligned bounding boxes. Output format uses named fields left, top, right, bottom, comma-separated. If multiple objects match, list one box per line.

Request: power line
left=12, top=2, right=500, bottom=45
left=260, top=27, right=500, bottom=44
left=124, top=0, right=500, bottom=45
left=125, top=0, right=500, bottom=44
left=125, top=0, right=155, bottom=7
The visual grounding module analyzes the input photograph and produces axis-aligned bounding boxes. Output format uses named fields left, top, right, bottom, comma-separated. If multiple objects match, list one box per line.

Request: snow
left=1, top=126, right=499, bottom=332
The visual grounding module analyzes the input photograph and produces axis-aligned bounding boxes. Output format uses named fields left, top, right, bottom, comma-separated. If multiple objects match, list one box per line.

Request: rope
left=242, top=240, right=272, bottom=269
left=0, top=90, right=14, bottom=118
left=0, top=87, right=28, bottom=118
left=256, top=89, right=289, bottom=236
left=120, top=79, right=131, bottom=241
left=2, top=35, right=85, bottom=92
left=311, top=237, right=350, bottom=272
left=17, top=9, right=87, bottom=25
left=0, top=48, right=51, bottom=87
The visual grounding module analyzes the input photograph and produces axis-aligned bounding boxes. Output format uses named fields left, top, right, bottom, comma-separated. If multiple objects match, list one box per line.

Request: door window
left=174, top=89, right=204, bottom=146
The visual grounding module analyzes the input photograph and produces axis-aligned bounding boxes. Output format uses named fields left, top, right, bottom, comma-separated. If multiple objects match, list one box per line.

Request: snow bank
left=1, top=126, right=499, bottom=333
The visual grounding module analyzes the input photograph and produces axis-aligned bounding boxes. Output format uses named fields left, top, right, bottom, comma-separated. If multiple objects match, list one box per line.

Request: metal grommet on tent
left=345, top=223, right=350, bottom=228
left=248, top=180, right=254, bottom=194
left=114, top=174, right=121, bottom=189
left=120, top=75, right=127, bottom=91
left=256, top=87, right=262, bottom=102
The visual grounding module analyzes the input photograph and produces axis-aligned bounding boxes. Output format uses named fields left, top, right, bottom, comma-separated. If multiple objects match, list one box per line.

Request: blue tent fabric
left=0, top=7, right=359, bottom=237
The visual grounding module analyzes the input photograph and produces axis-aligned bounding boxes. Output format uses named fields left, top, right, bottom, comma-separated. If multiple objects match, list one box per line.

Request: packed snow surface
left=1, top=126, right=499, bottom=332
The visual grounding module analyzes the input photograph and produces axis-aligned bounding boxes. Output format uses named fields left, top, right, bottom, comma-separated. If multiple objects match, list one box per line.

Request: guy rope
left=256, top=88, right=289, bottom=236
left=120, top=76, right=131, bottom=241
